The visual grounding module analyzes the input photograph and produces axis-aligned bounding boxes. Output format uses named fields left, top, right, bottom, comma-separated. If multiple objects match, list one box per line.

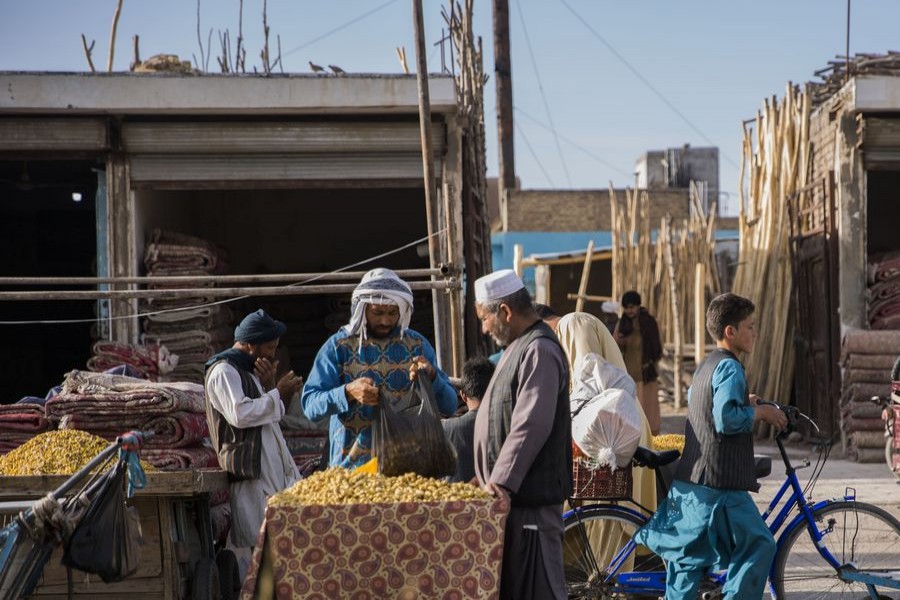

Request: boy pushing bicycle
left=635, top=293, right=787, bottom=599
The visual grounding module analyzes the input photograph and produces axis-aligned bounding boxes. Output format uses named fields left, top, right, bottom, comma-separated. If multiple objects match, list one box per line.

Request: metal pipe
left=0, top=279, right=460, bottom=301
left=0, top=267, right=449, bottom=287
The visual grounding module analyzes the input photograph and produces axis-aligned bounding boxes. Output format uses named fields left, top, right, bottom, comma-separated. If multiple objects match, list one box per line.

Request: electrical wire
left=558, top=0, right=741, bottom=170
left=514, top=104, right=632, bottom=177
left=281, top=0, right=401, bottom=59
left=0, top=229, right=447, bottom=326
left=515, top=121, right=556, bottom=187
left=514, top=0, right=572, bottom=187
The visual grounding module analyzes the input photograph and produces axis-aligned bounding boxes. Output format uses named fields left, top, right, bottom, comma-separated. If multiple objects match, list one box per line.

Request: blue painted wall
left=491, top=230, right=738, bottom=291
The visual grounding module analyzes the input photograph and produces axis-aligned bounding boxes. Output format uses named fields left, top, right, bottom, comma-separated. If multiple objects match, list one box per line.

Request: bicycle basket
left=571, top=460, right=632, bottom=500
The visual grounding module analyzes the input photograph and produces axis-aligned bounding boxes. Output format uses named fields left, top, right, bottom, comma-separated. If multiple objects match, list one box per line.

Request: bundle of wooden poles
left=609, top=183, right=721, bottom=407
left=732, top=84, right=811, bottom=425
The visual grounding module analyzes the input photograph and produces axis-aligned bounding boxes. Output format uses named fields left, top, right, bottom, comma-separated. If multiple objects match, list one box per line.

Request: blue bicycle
left=562, top=402, right=900, bottom=599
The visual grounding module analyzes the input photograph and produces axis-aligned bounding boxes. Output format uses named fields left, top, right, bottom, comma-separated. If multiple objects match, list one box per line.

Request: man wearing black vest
left=204, top=309, right=304, bottom=575
left=471, top=269, right=572, bottom=600
left=635, top=293, right=787, bottom=599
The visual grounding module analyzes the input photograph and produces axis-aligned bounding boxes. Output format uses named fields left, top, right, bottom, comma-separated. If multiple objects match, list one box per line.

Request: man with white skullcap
left=471, top=269, right=572, bottom=600
left=301, top=268, right=458, bottom=469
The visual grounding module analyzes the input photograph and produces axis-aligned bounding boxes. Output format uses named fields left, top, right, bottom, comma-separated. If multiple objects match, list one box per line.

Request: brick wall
left=505, top=188, right=691, bottom=232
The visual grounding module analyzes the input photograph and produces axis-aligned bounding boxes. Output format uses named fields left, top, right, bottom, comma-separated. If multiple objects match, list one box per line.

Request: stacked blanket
left=87, top=341, right=178, bottom=381
left=0, top=401, right=53, bottom=454
left=142, top=229, right=233, bottom=383
left=840, top=329, right=900, bottom=461
left=48, top=370, right=216, bottom=470
left=868, top=251, right=900, bottom=330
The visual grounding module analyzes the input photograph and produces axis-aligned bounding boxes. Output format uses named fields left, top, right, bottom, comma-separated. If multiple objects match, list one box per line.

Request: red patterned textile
left=143, top=446, right=219, bottom=470
left=58, top=411, right=208, bottom=448
left=0, top=403, right=51, bottom=433
left=241, top=499, right=508, bottom=600
left=47, top=371, right=205, bottom=418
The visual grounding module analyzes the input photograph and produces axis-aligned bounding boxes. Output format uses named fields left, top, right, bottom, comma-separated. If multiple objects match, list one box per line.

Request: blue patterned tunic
left=301, top=327, right=458, bottom=468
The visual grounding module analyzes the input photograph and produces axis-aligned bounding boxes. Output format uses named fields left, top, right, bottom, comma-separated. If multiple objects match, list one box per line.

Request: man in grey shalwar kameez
left=472, top=270, right=573, bottom=600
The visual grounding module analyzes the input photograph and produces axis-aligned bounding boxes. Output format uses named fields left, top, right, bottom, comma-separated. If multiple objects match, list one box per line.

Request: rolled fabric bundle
left=842, top=329, right=900, bottom=356
left=844, top=368, right=892, bottom=384
left=844, top=354, right=899, bottom=370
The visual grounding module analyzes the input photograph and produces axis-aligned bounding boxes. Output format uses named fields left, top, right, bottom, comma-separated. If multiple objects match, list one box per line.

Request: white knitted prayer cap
left=474, top=269, right=525, bottom=303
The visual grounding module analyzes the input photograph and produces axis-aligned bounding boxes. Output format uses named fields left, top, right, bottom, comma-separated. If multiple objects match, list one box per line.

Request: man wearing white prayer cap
left=301, top=267, right=458, bottom=469
left=471, top=269, right=572, bottom=599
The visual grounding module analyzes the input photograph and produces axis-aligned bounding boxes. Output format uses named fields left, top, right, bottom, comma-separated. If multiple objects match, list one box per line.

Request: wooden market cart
left=0, top=469, right=230, bottom=600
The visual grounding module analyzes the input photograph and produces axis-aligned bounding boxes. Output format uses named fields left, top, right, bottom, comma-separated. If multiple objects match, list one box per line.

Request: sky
left=2, top=1, right=899, bottom=216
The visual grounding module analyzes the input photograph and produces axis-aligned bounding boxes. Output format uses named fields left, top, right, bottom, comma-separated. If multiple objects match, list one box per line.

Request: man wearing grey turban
left=301, top=268, right=458, bottom=469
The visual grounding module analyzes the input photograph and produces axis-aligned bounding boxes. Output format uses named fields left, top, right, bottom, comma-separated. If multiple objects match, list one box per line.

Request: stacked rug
left=87, top=340, right=179, bottom=381
left=840, top=329, right=900, bottom=461
left=0, top=400, right=53, bottom=454
left=47, top=370, right=217, bottom=471
left=868, top=251, right=900, bottom=330
left=142, top=229, right=233, bottom=383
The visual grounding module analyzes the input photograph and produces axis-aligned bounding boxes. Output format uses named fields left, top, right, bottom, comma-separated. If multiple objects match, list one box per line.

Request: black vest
left=675, top=348, right=758, bottom=491
left=487, top=321, right=573, bottom=507
left=204, top=359, right=263, bottom=482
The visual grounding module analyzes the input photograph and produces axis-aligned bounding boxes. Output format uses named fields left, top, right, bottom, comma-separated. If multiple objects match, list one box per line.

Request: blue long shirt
left=301, top=326, right=458, bottom=469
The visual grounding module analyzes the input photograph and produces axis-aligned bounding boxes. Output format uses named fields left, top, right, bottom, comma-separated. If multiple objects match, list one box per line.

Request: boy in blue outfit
left=635, top=293, right=787, bottom=599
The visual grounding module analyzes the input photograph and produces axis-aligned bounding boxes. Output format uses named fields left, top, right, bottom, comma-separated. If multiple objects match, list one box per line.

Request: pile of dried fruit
left=0, top=429, right=155, bottom=476
left=270, top=468, right=491, bottom=506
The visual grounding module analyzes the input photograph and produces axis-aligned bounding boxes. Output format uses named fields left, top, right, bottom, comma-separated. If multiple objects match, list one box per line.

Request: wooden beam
left=695, top=262, right=706, bottom=364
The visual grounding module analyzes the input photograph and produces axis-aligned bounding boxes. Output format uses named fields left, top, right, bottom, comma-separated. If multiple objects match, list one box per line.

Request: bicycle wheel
left=562, top=505, right=662, bottom=599
left=772, top=501, right=900, bottom=599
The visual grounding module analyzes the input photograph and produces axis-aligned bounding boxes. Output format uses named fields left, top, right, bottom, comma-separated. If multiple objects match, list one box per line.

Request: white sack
left=570, top=353, right=642, bottom=469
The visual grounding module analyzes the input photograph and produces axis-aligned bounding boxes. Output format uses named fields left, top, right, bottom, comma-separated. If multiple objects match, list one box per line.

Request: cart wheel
left=216, top=549, right=241, bottom=600
left=192, top=557, right=221, bottom=600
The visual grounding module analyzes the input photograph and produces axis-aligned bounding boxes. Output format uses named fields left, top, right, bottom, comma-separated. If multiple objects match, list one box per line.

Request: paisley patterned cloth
left=240, top=499, right=508, bottom=599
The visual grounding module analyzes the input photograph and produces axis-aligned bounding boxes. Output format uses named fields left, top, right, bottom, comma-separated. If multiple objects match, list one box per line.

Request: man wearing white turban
left=301, top=268, right=458, bottom=469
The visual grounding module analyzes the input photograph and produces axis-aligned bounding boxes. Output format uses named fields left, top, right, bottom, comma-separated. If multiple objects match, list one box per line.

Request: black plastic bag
left=62, top=458, right=143, bottom=583
left=373, top=374, right=457, bottom=479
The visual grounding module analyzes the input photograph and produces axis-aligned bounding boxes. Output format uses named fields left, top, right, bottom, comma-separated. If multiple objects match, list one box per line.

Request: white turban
left=344, top=268, right=414, bottom=349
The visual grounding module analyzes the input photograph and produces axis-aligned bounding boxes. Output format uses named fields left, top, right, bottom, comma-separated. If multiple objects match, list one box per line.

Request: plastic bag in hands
left=62, top=458, right=143, bottom=583
left=373, top=374, right=457, bottom=479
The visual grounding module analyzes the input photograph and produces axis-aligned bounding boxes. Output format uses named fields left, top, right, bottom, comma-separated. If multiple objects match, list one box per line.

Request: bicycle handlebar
left=755, top=400, right=819, bottom=438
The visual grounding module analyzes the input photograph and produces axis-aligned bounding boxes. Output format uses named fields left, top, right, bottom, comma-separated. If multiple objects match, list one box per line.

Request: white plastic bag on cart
left=570, top=353, right=642, bottom=470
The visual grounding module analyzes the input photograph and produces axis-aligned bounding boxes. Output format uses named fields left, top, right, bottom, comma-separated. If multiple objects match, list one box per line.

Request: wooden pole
left=492, top=0, right=515, bottom=192
left=412, top=0, right=452, bottom=369
left=695, top=262, right=706, bottom=364
left=0, top=269, right=447, bottom=287
left=412, top=0, right=439, bottom=268
left=513, top=243, right=524, bottom=278
left=574, top=240, right=595, bottom=313
left=663, top=217, right=683, bottom=409
left=0, top=280, right=460, bottom=302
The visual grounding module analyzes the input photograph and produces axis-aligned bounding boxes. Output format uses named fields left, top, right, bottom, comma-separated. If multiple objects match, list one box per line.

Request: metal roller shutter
left=861, top=117, right=900, bottom=169
left=0, top=118, right=107, bottom=151
left=121, top=121, right=445, bottom=154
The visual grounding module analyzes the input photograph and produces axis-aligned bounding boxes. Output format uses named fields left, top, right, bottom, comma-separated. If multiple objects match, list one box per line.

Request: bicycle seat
left=633, top=446, right=680, bottom=469
left=755, top=454, right=772, bottom=479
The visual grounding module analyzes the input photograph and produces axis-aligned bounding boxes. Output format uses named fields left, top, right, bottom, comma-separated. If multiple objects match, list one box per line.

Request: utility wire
left=558, top=0, right=741, bottom=170
left=515, top=105, right=632, bottom=177
left=282, top=0, right=400, bottom=59
left=514, top=0, right=572, bottom=186
left=515, top=121, right=556, bottom=187
left=0, top=230, right=446, bottom=326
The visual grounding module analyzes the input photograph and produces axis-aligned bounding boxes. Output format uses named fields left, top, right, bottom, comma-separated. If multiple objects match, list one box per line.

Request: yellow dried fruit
left=0, top=429, right=156, bottom=476
left=651, top=433, right=685, bottom=454
left=271, top=468, right=491, bottom=506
